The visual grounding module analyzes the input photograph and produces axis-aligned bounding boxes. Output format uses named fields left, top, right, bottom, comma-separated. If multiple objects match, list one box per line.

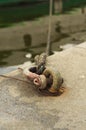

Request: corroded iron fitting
left=23, top=66, right=63, bottom=95
left=23, top=67, right=47, bottom=89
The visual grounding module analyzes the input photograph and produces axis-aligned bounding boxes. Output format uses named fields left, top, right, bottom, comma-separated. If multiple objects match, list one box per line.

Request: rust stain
left=37, top=84, right=69, bottom=97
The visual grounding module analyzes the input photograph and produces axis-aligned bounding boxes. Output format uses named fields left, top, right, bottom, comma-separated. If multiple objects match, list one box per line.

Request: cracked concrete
left=0, top=42, right=86, bottom=130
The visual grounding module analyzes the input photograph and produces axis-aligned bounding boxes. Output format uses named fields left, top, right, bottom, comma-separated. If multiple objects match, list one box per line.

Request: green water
left=0, top=0, right=20, bottom=4
left=0, top=42, right=47, bottom=67
left=0, top=2, right=49, bottom=27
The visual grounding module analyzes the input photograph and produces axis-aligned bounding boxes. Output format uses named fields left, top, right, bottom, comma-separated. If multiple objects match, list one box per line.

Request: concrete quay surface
left=0, top=14, right=86, bottom=51
left=0, top=42, right=86, bottom=130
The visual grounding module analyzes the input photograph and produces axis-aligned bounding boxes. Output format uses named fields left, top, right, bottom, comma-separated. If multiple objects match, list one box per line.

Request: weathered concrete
left=0, top=43, right=86, bottom=130
left=0, top=14, right=86, bottom=51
